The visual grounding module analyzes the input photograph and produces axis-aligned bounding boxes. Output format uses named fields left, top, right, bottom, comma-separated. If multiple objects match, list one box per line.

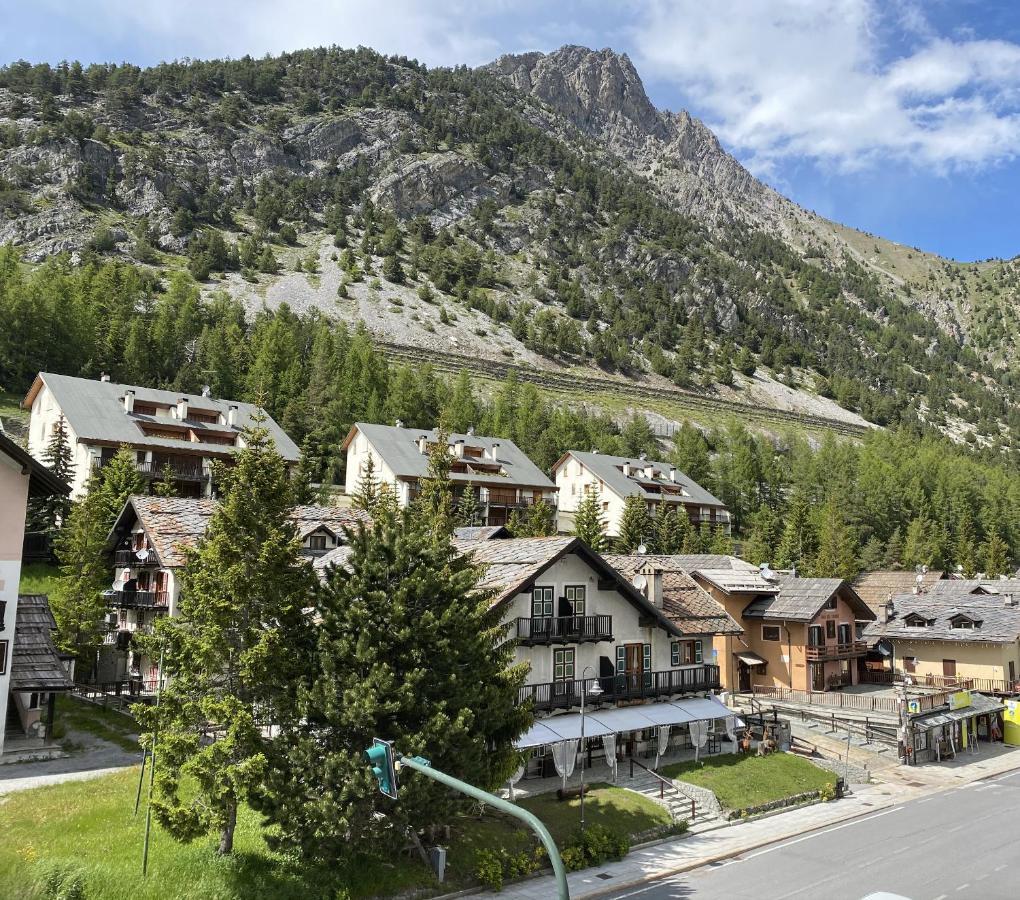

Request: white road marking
left=933, top=894, right=948, bottom=900
left=917, top=797, right=934, bottom=803
left=734, top=807, right=905, bottom=863
left=994, top=864, right=1007, bottom=872
left=613, top=879, right=682, bottom=899
left=956, top=885, right=970, bottom=891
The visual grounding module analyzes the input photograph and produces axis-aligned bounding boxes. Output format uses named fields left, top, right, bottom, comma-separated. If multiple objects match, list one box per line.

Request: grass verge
left=0, top=775, right=668, bottom=899
left=660, top=752, right=836, bottom=810
left=54, top=696, right=139, bottom=753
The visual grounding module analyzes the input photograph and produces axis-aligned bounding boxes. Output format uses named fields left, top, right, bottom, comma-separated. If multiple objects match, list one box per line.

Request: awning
left=674, top=696, right=735, bottom=721
left=516, top=721, right=572, bottom=749
left=735, top=651, right=767, bottom=667
left=912, top=693, right=1005, bottom=729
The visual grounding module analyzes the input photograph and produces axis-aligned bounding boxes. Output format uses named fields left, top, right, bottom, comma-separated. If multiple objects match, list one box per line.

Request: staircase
left=623, top=760, right=721, bottom=827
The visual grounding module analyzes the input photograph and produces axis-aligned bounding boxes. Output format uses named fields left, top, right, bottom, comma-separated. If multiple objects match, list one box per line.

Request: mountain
left=0, top=45, right=1017, bottom=445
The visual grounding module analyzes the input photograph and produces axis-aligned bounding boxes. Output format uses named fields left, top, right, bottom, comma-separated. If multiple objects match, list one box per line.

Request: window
left=134, top=402, right=158, bottom=416
left=308, top=534, right=327, bottom=551
left=903, top=656, right=917, bottom=674
left=671, top=640, right=704, bottom=666
left=532, top=586, right=554, bottom=618
left=643, top=643, right=652, bottom=672
left=761, top=625, right=781, bottom=642
left=29, top=693, right=39, bottom=710
left=0, top=599, right=6, bottom=631
left=808, top=625, right=823, bottom=647
left=553, top=648, right=575, bottom=682
left=825, top=596, right=837, bottom=611
left=826, top=620, right=836, bottom=640
left=0, top=640, right=7, bottom=675
left=838, top=623, right=852, bottom=645
left=565, top=585, right=585, bottom=616
left=616, top=646, right=626, bottom=674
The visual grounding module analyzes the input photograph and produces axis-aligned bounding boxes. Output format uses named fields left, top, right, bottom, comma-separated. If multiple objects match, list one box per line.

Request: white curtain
left=507, top=762, right=526, bottom=801
left=689, top=720, right=709, bottom=762
left=551, top=739, right=579, bottom=789
left=654, top=725, right=671, bottom=769
left=602, top=734, right=617, bottom=779
left=725, top=715, right=737, bottom=744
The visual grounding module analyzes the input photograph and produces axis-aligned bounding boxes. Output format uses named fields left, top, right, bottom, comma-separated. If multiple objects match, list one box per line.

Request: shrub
left=474, top=846, right=542, bottom=891
left=561, top=824, right=630, bottom=871
left=475, top=849, right=504, bottom=892
left=36, top=861, right=88, bottom=900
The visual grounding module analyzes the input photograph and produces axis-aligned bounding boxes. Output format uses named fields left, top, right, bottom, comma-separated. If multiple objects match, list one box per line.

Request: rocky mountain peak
left=486, top=45, right=669, bottom=143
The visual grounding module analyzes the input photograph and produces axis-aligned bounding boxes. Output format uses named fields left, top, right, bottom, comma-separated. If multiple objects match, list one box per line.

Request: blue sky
left=4, top=0, right=1020, bottom=261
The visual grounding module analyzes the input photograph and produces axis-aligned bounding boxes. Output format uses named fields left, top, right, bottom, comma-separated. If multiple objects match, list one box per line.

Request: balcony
left=519, top=664, right=721, bottom=713
left=103, top=590, right=170, bottom=609
left=805, top=640, right=867, bottom=662
left=516, top=615, right=613, bottom=646
left=114, top=548, right=159, bottom=566
left=93, top=457, right=208, bottom=482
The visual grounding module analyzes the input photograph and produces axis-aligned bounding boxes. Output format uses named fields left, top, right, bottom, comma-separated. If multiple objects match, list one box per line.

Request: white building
left=0, top=432, right=73, bottom=756
left=343, top=422, right=557, bottom=527
left=23, top=372, right=301, bottom=499
left=552, top=450, right=730, bottom=537
left=100, top=496, right=369, bottom=691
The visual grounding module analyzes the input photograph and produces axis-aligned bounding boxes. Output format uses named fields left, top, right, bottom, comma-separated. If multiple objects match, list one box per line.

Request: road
left=605, top=770, right=1020, bottom=900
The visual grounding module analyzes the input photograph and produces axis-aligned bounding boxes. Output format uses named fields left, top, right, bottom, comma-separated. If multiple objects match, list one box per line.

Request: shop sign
left=948, top=690, right=972, bottom=711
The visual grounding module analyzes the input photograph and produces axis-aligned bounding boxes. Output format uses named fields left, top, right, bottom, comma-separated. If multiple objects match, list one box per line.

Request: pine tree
left=573, top=487, right=607, bottom=552
left=153, top=463, right=178, bottom=498
left=775, top=493, right=814, bottom=572
left=858, top=535, right=885, bottom=573
left=99, top=446, right=145, bottom=512
left=30, top=413, right=73, bottom=536
left=455, top=484, right=480, bottom=528
left=135, top=416, right=315, bottom=856
left=616, top=494, right=651, bottom=553
left=981, top=532, right=1009, bottom=577
left=953, top=506, right=978, bottom=577
left=883, top=527, right=904, bottom=569
left=253, top=506, right=530, bottom=860
left=811, top=496, right=859, bottom=580
left=509, top=498, right=556, bottom=537
left=413, top=427, right=454, bottom=543
left=742, top=506, right=780, bottom=566
left=709, top=525, right=734, bottom=556
left=352, top=453, right=381, bottom=513
left=902, top=513, right=940, bottom=569
left=654, top=506, right=693, bottom=555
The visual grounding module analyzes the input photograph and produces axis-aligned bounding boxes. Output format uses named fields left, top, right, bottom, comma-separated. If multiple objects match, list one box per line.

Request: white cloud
left=631, top=0, right=1020, bottom=171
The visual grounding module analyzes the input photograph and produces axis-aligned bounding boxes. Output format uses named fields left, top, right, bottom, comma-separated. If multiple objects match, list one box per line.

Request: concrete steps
left=623, top=772, right=720, bottom=827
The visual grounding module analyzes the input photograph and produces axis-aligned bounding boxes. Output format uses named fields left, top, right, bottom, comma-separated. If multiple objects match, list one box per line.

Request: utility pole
left=896, top=680, right=911, bottom=766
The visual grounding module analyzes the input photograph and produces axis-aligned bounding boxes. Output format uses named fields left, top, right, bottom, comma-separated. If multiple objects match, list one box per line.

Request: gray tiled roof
left=453, top=525, right=510, bottom=541
left=926, top=579, right=1016, bottom=597
left=30, top=372, right=300, bottom=461
left=742, top=576, right=875, bottom=623
left=12, top=596, right=73, bottom=692
left=853, top=569, right=945, bottom=611
left=558, top=451, right=725, bottom=508
left=604, top=555, right=742, bottom=636
left=693, top=568, right=780, bottom=596
left=118, top=496, right=369, bottom=567
left=351, top=423, right=554, bottom=488
left=863, top=593, right=1020, bottom=644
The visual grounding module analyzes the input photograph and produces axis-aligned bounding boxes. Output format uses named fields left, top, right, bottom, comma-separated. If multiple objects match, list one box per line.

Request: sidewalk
left=460, top=744, right=1020, bottom=900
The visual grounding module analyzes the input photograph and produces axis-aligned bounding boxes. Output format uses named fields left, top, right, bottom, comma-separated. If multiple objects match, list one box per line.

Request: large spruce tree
left=135, top=417, right=315, bottom=855
left=28, top=412, right=73, bottom=536
left=616, top=493, right=651, bottom=553
left=573, top=486, right=607, bottom=552
left=254, top=506, right=530, bottom=861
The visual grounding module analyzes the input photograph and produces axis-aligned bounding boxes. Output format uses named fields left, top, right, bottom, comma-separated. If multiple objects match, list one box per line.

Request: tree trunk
left=218, top=797, right=237, bottom=855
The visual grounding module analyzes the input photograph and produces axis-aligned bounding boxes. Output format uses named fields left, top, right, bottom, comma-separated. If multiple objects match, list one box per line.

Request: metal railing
left=515, top=615, right=613, bottom=645
left=92, top=457, right=208, bottom=481
left=751, top=684, right=960, bottom=714
left=104, top=590, right=170, bottom=609
left=114, top=548, right=159, bottom=566
left=859, top=669, right=1020, bottom=696
left=521, top=665, right=721, bottom=712
left=629, top=756, right=696, bottom=822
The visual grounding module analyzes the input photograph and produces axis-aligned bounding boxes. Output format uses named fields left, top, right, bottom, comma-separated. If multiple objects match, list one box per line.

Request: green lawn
left=0, top=775, right=668, bottom=899
left=660, top=753, right=836, bottom=811
left=18, top=563, right=61, bottom=597
left=54, top=696, right=140, bottom=753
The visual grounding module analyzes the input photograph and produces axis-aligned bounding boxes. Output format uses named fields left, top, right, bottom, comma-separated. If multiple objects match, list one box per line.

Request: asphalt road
left=606, top=770, right=1020, bottom=900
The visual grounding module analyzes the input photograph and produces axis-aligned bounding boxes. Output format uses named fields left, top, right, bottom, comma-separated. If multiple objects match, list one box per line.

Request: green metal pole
left=141, top=648, right=164, bottom=877
left=133, top=748, right=147, bottom=815
left=397, top=755, right=570, bottom=900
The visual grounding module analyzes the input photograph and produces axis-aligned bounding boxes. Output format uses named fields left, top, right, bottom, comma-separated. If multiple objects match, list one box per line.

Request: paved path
left=0, top=729, right=138, bottom=796
left=463, top=746, right=1020, bottom=900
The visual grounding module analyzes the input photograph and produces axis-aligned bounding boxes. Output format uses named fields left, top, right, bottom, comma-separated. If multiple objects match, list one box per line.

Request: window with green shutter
left=532, top=586, right=554, bottom=617
left=695, top=640, right=703, bottom=663
left=670, top=641, right=680, bottom=667
left=616, top=646, right=626, bottom=674
left=565, top=585, right=586, bottom=616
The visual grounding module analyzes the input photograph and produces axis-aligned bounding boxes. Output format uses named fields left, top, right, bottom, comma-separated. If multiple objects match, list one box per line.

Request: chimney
left=490, top=442, right=500, bottom=462
left=454, top=438, right=465, bottom=458
left=644, top=464, right=655, bottom=480
left=123, top=390, right=135, bottom=414
left=100, top=372, right=111, bottom=383
left=201, top=385, right=211, bottom=398
left=592, top=448, right=599, bottom=454
left=879, top=595, right=893, bottom=624
left=418, top=435, right=428, bottom=455
left=177, top=397, right=189, bottom=420
left=669, top=466, right=677, bottom=483
left=639, top=452, right=647, bottom=461
left=467, top=425, right=475, bottom=436
left=622, top=461, right=631, bottom=477
left=641, top=565, right=663, bottom=609
left=1004, top=594, right=1016, bottom=608
left=227, top=405, right=238, bottom=428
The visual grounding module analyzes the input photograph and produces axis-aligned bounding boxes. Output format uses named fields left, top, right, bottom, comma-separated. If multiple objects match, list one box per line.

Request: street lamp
left=579, top=666, right=604, bottom=836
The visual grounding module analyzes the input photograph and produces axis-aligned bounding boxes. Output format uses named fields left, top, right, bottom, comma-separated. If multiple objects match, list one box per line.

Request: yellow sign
left=948, top=690, right=972, bottom=711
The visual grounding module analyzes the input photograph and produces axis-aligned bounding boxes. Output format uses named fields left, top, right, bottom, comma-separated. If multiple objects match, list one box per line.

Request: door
left=811, top=664, right=825, bottom=692
left=943, top=659, right=957, bottom=679
left=738, top=662, right=752, bottom=692
left=625, top=644, right=643, bottom=689
left=155, top=571, right=169, bottom=606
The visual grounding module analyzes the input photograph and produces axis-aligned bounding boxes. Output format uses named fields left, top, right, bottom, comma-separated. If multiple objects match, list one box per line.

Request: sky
left=3, top=0, right=1020, bottom=261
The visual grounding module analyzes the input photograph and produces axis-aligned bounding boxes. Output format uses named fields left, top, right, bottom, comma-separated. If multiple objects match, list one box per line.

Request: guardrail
left=751, top=684, right=960, bottom=715
left=521, top=665, right=721, bottom=712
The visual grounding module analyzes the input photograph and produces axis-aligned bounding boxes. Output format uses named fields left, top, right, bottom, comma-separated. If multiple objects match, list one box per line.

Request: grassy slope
left=18, top=563, right=61, bottom=597
left=661, top=753, right=836, bottom=810
left=0, top=775, right=668, bottom=900
left=53, top=696, right=139, bottom=753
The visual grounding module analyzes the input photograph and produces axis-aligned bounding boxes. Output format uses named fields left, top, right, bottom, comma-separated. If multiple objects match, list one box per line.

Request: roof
left=853, top=569, right=945, bottom=611
left=24, top=372, right=300, bottom=461
left=554, top=450, right=726, bottom=508
left=312, top=544, right=354, bottom=578
left=604, top=554, right=742, bottom=636
left=926, top=579, right=1017, bottom=597
left=11, top=596, right=73, bottom=692
left=0, top=431, right=72, bottom=498
left=863, top=593, right=1020, bottom=644
left=110, top=496, right=370, bottom=567
left=742, top=576, right=875, bottom=623
left=693, top=568, right=780, bottom=596
left=453, top=525, right=510, bottom=541
left=453, top=536, right=682, bottom=636
left=344, top=423, right=554, bottom=489
left=912, top=691, right=1004, bottom=727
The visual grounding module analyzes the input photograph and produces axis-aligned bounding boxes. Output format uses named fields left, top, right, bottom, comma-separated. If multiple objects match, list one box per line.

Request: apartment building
left=551, top=450, right=730, bottom=537
left=23, top=372, right=300, bottom=499
left=343, top=423, right=557, bottom=527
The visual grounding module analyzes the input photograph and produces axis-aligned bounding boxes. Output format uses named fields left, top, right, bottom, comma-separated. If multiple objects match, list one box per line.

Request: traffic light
left=365, top=738, right=399, bottom=799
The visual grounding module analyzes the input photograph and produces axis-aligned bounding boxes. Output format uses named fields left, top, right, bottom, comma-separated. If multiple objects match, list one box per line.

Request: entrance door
left=811, top=664, right=825, bottom=692
left=943, top=659, right=957, bottom=679
left=738, top=662, right=752, bottom=692
left=625, top=643, right=643, bottom=690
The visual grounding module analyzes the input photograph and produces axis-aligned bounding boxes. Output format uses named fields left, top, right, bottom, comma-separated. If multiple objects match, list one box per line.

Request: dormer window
left=904, top=613, right=931, bottom=628
left=950, top=614, right=981, bottom=630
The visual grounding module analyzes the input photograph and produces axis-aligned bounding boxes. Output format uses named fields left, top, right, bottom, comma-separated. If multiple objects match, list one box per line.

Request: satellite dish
left=921, top=565, right=928, bottom=575
left=637, top=544, right=647, bottom=555
left=632, top=573, right=648, bottom=592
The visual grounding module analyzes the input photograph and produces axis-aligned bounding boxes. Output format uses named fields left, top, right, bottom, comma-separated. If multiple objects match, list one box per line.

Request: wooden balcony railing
left=520, top=665, right=721, bottom=712
left=805, top=640, right=868, bottom=661
left=515, top=615, right=613, bottom=645
left=114, top=548, right=159, bottom=566
left=104, top=590, right=170, bottom=609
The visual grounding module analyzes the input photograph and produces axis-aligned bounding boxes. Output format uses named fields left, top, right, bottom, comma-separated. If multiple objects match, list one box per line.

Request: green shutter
left=671, top=641, right=679, bottom=667
left=643, top=644, right=651, bottom=672
left=695, top=640, right=703, bottom=663
left=616, top=646, right=626, bottom=674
